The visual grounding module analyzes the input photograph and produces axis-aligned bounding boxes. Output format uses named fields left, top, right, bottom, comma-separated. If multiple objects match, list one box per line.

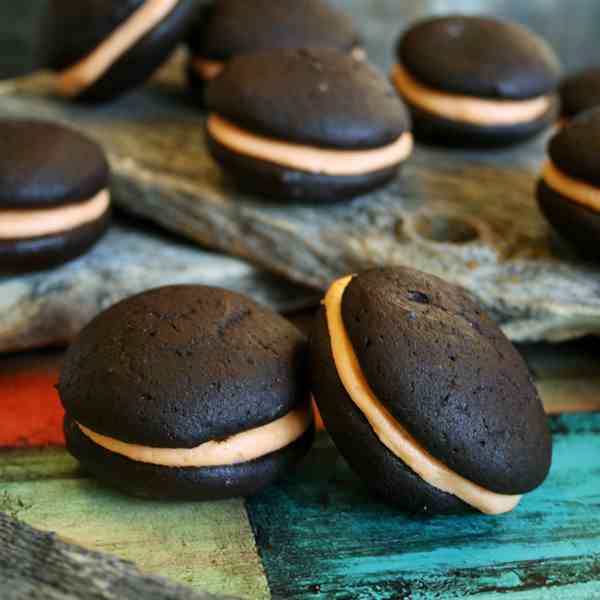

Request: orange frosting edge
left=323, top=275, right=521, bottom=515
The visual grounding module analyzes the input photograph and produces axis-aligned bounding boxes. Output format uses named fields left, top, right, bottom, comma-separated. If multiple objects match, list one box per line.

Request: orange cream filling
left=542, top=160, right=600, bottom=213
left=208, top=114, right=413, bottom=176
left=0, top=189, right=110, bottom=240
left=323, top=275, right=521, bottom=515
left=191, top=57, right=225, bottom=81
left=392, top=63, right=552, bottom=127
left=56, top=0, right=181, bottom=97
left=76, top=401, right=312, bottom=468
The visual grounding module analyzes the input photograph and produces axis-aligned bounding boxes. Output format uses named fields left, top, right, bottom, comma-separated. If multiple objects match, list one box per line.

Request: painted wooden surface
left=2, top=412, right=600, bottom=598
left=0, top=448, right=269, bottom=600
left=247, top=414, right=600, bottom=599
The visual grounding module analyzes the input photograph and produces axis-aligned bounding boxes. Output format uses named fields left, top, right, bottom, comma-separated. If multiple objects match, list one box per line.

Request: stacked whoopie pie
left=187, top=0, right=363, bottom=95
left=41, top=0, right=202, bottom=102
left=537, top=107, right=600, bottom=261
left=0, top=120, right=111, bottom=272
left=392, top=15, right=561, bottom=145
left=58, top=286, right=314, bottom=500
left=311, top=268, right=552, bottom=514
left=204, top=49, right=413, bottom=202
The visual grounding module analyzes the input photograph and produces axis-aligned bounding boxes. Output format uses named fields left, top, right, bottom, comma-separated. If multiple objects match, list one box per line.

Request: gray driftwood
left=0, top=512, right=233, bottom=600
left=2, top=0, right=600, bottom=343
left=0, top=222, right=316, bottom=353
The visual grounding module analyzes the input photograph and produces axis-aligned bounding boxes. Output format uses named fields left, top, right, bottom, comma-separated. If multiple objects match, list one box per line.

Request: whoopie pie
left=40, top=0, right=201, bottom=102
left=392, top=15, right=561, bottom=145
left=311, top=268, right=552, bottom=515
left=560, top=67, right=600, bottom=121
left=537, top=107, right=600, bottom=261
left=0, top=120, right=111, bottom=273
left=186, top=0, right=362, bottom=95
left=58, top=285, right=314, bottom=500
left=205, top=48, right=413, bottom=202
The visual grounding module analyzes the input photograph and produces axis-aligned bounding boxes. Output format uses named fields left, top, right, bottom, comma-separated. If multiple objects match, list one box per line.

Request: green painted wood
left=247, top=414, right=600, bottom=599
left=0, top=449, right=269, bottom=600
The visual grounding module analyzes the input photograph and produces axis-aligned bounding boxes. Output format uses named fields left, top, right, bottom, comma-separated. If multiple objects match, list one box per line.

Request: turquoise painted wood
left=247, top=414, right=600, bottom=599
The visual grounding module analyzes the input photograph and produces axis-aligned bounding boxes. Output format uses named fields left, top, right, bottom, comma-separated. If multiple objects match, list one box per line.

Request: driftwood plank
left=247, top=414, right=600, bottom=599
left=0, top=220, right=316, bottom=354
left=3, top=0, right=600, bottom=344
left=1, top=512, right=234, bottom=600
left=0, top=458, right=270, bottom=600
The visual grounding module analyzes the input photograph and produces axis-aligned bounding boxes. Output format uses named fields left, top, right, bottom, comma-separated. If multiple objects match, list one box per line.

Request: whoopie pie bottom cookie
left=0, top=212, right=111, bottom=273
left=311, top=268, right=552, bottom=515
left=58, top=285, right=315, bottom=500
left=63, top=410, right=314, bottom=501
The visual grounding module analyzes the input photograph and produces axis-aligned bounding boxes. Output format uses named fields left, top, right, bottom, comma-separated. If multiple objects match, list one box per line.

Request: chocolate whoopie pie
left=311, top=268, right=552, bottom=515
left=205, top=49, right=412, bottom=202
left=58, top=285, right=314, bottom=500
left=186, top=0, right=362, bottom=96
left=40, top=0, right=201, bottom=102
left=537, top=107, right=600, bottom=261
left=560, top=67, right=600, bottom=120
left=0, top=120, right=110, bottom=273
left=393, top=15, right=561, bottom=145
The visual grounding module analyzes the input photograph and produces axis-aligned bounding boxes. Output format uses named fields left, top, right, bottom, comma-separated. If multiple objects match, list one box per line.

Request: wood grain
left=0, top=451, right=270, bottom=600
left=1, top=512, right=233, bottom=600
left=247, top=414, right=600, bottom=599
left=0, top=219, right=316, bottom=354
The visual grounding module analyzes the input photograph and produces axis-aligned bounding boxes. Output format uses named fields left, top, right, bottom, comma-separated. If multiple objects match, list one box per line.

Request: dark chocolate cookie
left=40, top=0, right=202, bottom=102
left=537, top=109, right=600, bottom=260
left=393, top=15, right=561, bottom=145
left=186, top=0, right=361, bottom=94
left=560, top=67, right=600, bottom=119
left=537, top=180, right=600, bottom=262
left=205, top=48, right=412, bottom=202
left=189, top=0, right=361, bottom=61
left=58, top=285, right=314, bottom=500
left=0, top=119, right=111, bottom=272
left=311, top=268, right=552, bottom=514
left=548, top=107, right=600, bottom=186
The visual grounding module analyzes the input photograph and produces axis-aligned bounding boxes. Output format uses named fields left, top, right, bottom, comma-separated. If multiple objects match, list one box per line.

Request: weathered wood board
left=0, top=220, right=316, bottom=354
left=247, top=414, right=600, bottom=599
left=1, top=512, right=233, bottom=600
left=0, top=449, right=269, bottom=600
left=3, top=0, right=600, bottom=344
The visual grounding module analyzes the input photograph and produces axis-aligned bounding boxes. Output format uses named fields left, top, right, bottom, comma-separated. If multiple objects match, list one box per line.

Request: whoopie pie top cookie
left=0, top=119, right=111, bottom=273
left=311, top=268, right=552, bottom=514
left=58, top=285, right=314, bottom=500
left=40, top=0, right=201, bottom=102
left=560, top=67, right=600, bottom=120
left=393, top=15, right=561, bottom=144
left=187, top=0, right=362, bottom=86
left=537, top=107, right=600, bottom=261
left=205, top=48, right=412, bottom=202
